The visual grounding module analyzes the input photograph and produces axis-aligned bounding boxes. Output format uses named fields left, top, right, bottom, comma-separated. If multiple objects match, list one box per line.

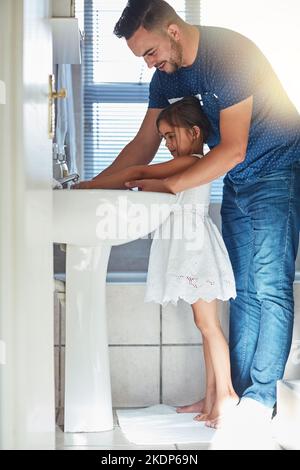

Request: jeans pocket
left=258, top=167, right=292, bottom=181
left=257, top=170, right=293, bottom=191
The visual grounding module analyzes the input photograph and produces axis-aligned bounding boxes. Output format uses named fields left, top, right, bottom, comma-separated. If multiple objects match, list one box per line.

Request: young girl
left=73, top=96, right=238, bottom=428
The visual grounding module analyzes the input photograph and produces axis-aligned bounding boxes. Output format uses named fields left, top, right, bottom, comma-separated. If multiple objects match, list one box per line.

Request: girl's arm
left=73, top=155, right=200, bottom=189
left=72, top=165, right=144, bottom=189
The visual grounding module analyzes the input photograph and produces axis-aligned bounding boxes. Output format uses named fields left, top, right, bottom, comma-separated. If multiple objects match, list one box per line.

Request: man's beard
left=167, top=38, right=183, bottom=73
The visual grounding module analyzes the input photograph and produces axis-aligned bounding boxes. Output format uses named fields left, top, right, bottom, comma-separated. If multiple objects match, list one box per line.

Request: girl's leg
left=176, top=336, right=216, bottom=415
left=192, top=337, right=216, bottom=420
left=192, top=298, right=239, bottom=428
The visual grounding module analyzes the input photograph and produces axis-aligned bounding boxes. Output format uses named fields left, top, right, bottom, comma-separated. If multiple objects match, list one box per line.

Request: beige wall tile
left=162, top=345, right=205, bottom=407
left=162, top=300, right=229, bottom=344
left=109, top=346, right=160, bottom=407
left=107, top=285, right=160, bottom=345
left=162, top=301, right=201, bottom=344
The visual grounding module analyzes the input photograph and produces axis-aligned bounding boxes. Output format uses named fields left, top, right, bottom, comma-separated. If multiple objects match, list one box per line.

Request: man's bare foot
left=205, top=394, right=239, bottom=429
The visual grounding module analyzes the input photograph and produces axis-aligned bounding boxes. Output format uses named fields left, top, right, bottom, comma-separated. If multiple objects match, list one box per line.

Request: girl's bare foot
left=176, top=399, right=205, bottom=414
left=193, top=393, right=216, bottom=421
left=193, top=412, right=209, bottom=422
left=177, top=392, right=216, bottom=418
left=205, top=394, right=239, bottom=429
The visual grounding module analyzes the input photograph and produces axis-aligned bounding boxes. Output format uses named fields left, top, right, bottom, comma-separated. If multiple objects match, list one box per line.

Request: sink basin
left=53, top=189, right=176, bottom=432
left=53, top=189, right=176, bottom=246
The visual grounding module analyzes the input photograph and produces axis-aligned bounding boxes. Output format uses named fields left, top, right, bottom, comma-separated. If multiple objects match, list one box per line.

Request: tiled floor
left=55, top=410, right=210, bottom=451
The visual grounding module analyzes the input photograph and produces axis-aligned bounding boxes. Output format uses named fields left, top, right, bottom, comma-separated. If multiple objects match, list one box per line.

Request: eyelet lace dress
left=145, top=155, right=236, bottom=306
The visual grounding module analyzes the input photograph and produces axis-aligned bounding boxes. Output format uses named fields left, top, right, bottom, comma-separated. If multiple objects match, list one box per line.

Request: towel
left=116, top=404, right=215, bottom=445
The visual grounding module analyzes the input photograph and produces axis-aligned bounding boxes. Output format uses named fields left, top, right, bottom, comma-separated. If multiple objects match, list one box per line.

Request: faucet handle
left=58, top=173, right=80, bottom=187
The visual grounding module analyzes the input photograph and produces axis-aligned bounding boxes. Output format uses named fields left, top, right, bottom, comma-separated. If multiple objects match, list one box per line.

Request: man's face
left=127, top=26, right=183, bottom=74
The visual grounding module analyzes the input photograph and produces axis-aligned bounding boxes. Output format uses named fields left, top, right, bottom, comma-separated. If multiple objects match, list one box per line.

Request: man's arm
left=92, top=108, right=162, bottom=178
left=125, top=96, right=253, bottom=193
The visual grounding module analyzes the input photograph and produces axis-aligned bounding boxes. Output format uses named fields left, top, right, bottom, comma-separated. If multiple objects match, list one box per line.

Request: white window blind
left=76, top=0, right=224, bottom=201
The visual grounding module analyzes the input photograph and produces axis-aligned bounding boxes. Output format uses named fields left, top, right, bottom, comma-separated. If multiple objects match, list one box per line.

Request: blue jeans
left=221, top=161, right=300, bottom=408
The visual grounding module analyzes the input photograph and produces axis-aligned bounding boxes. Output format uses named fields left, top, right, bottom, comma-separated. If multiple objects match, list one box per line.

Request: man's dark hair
left=114, top=0, right=181, bottom=40
left=156, top=96, right=211, bottom=143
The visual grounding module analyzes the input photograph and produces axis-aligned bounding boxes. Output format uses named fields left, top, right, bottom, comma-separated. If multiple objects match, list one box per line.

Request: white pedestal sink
left=53, top=189, right=176, bottom=432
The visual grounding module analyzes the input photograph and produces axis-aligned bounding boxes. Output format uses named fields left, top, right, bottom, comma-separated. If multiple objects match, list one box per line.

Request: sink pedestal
left=64, top=244, right=113, bottom=432
left=53, top=189, right=176, bottom=433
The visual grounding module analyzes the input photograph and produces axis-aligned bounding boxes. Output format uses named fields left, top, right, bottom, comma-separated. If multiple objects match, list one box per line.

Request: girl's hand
left=71, top=180, right=95, bottom=189
left=125, top=178, right=175, bottom=194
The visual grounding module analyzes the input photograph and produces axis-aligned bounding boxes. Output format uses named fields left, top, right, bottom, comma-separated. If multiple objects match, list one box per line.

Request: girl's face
left=158, top=120, right=195, bottom=158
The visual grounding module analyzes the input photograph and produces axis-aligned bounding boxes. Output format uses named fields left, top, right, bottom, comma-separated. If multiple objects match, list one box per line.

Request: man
left=81, top=0, right=300, bottom=430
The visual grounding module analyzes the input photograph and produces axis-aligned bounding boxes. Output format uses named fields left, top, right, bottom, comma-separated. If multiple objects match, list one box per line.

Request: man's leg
left=242, top=163, right=300, bottom=408
left=221, top=179, right=262, bottom=397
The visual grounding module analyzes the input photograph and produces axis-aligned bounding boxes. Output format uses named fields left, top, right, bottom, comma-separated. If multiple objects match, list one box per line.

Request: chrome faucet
left=52, top=143, right=80, bottom=188
left=58, top=173, right=80, bottom=186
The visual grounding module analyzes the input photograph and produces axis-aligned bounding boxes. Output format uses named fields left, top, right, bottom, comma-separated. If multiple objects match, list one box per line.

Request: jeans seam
left=234, top=185, right=248, bottom=216
left=233, top=184, right=252, bottom=389
left=279, top=168, right=295, bottom=291
left=274, top=321, right=289, bottom=390
left=274, top=169, right=295, bottom=382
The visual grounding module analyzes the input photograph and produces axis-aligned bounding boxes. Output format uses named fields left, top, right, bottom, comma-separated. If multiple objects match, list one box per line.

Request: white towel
left=116, top=404, right=215, bottom=445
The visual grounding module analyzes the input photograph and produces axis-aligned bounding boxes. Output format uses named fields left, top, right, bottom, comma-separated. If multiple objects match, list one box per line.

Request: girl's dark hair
left=156, top=96, right=211, bottom=143
left=114, top=0, right=181, bottom=39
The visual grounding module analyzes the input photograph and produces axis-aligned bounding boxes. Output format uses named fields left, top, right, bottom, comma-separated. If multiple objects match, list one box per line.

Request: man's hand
left=125, top=178, right=175, bottom=193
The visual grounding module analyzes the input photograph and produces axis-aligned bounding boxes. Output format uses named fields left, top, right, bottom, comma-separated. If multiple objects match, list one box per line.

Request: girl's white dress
left=145, top=155, right=236, bottom=306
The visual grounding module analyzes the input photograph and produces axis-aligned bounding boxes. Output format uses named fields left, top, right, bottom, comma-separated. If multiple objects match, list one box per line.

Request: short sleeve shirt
left=149, top=26, right=300, bottom=183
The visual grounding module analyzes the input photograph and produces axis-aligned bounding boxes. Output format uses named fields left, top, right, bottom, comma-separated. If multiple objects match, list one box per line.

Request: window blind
left=76, top=0, right=224, bottom=201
